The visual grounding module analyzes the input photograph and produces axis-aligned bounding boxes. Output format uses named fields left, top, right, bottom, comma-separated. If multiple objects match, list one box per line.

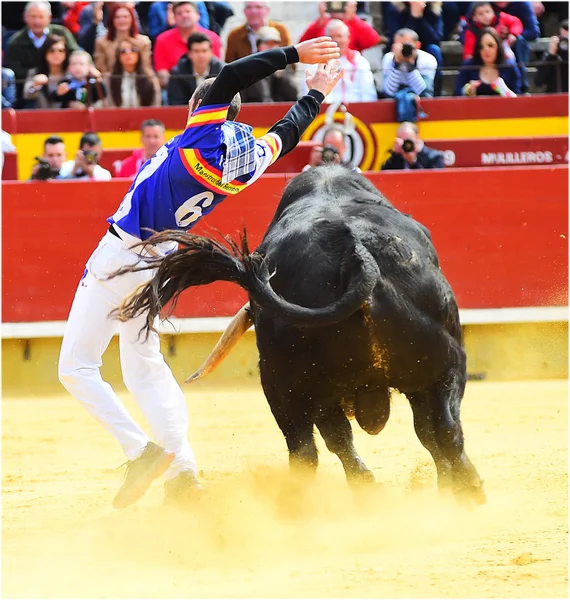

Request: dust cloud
left=3, top=380, right=568, bottom=598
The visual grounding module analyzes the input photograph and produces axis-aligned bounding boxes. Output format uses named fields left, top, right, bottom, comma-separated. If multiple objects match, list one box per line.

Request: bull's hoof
left=453, top=482, right=486, bottom=507
left=347, top=469, right=376, bottom=489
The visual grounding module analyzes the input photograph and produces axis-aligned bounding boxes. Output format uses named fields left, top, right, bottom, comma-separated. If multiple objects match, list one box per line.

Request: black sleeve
left=167, top=69, right=189, bottom=106
left=201, top=45, right=300, bottom=107
left=427, top=149, right=445, bottom=169
left=267, top=89, right=325, bottom=157
left=534, top=52, right=561, bottom=88
left=381, top=153, right=405, bottom=170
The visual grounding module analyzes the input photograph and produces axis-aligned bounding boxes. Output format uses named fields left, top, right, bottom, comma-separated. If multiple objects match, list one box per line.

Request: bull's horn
left=185, top=302, right=253, bottom=383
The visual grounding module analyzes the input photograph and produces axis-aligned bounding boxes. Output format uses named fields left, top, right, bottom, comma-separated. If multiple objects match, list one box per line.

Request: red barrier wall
left=2, top=166, right=567, bottom=323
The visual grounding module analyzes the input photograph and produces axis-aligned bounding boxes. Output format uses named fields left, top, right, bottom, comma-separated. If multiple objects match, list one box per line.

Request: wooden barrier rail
left=2, top=166, right=568, bottom=323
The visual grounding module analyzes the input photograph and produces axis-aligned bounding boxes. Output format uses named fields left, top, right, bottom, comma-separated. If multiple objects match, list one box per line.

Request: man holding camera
left=303, top=124, right=360, bottom=172
left=30, top=135, right=67, bottom=181
left=534, top=19, right=568, bottom=93
left=381, top=121, right=444, bottom=171
left=381, top=28, right=438, bottom=98
left=59, top=132, right=112, bottom=181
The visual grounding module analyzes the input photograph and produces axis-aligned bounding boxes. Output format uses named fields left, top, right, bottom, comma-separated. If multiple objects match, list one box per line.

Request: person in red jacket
left=299, top=1, right=383, bottom=54
left=463, top=1, right=522, bottom=59
left=117, top=119, right=166, bottom=178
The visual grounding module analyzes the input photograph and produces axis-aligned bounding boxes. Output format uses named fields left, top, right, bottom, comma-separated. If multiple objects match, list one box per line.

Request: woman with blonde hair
left=106, top=38, right=161, bottom=107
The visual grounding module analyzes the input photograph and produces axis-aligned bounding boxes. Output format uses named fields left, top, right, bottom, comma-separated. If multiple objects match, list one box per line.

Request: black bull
left=115, top=166, right=485, bottom=505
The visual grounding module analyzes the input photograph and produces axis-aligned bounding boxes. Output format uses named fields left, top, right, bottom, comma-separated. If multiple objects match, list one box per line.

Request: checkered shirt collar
left=221, top=121, right=257, bottom=184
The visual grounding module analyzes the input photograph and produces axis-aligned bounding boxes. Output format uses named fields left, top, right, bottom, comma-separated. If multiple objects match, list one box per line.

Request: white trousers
left=58, top=231, right=196, bottom=479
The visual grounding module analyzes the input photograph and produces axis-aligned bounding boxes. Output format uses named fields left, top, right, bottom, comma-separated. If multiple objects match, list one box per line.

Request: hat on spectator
left=257, top=26, right=281, bottom=44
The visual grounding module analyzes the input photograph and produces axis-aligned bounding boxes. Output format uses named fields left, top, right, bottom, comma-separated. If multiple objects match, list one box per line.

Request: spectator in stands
left=441, top=2, right=470, bottom=40
left=302, top=19, right=377, bottom=103
left=381, top=121, right=444, bottom=170
left=29, top=135, right=67, bottom=180
left=94, top=3, right=153, bottom=77
left=206, top=2, right=234, bottom=35
left=116, top=119, right=166, bottom=178
left=455, top=27, right=521, bottom=96
left=383, top=2, right=444, bottom=72
left=154, top=2, right=222, bottom=89
left=381, top=27, right=437, bottom=97
left=240, top=26, right=298, bottom=103
left=303, top=123, right=360, bottom=171
left=2, top=68, right=17, bottom=109
left=493, top=2, right=541, bottom=92
left=300, top=1, right=382, bottom=54
left=23, top=34, right=70, bottom=109
left=56, top=50, right=107, bottom=108
left=62, top=1, right=89, bottom=38
left=146, top=1, right=210, bottom=43
left=225, top=2, right=292, bottom=63
left=4, top=1, right=78, bottom=106
left=167, top=32, right=224, bottom=106
left=462, top=2, right=522, bottom=61
left=59, top=132, right=112, bottom=180
left=534, top=19, right=569, bottom=92
left=106, top=39, right=162, bottom=107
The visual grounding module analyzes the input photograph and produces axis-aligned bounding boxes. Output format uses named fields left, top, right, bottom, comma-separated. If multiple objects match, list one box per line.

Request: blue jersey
left=108, top=102, right=282, bottom=253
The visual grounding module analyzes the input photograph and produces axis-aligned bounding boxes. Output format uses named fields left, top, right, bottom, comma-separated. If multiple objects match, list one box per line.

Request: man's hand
left=305, top=60, right=344, bottom=97
left=548, top=35, right=560, bottom=56
left=295, top=37, right=340, bottom=64
left=409, top=1, right=426, bottom=18
left=74, top=151, right=95, bottom=177
left=507, top=33, right=517, bottom=47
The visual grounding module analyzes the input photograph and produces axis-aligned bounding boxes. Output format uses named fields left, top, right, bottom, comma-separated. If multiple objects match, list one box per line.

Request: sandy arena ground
left=2, top=379, right=568, bottom=598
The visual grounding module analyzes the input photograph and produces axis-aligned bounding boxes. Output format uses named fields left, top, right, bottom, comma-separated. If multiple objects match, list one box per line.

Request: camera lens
left=402, top=139, right=415, bottom=153
left=321, top=146, right=339, bottom=164
left=402, top=43, right=414, bottom=58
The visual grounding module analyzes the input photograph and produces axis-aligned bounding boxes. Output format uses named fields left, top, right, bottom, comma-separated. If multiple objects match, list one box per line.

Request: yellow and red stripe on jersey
left=258, top=132, right=282, bottom=164
left=186, top=106, right=228, bottom=129
left=179, top=147, right=248, bottom=195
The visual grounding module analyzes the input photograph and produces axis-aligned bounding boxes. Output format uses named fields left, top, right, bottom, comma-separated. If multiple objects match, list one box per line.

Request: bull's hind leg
left=407, top=369, right=485, bottom=505
left=315, top=404, right=375, bottom=487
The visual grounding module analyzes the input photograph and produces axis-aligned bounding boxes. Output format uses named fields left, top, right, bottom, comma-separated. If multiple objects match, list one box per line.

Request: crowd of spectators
left=1, top=1, right=567, bottom=179
left=1, top=0, right=568, bottom=111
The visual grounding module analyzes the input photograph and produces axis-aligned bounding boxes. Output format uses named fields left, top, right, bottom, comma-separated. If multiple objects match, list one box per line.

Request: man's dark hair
left=80, top=132, right=101, bottom=148
left=473, top=26, right=506, bottom=65
left=191, top=78, right=241, bottom=121
left=44, top=135, right=64, bottom=148
left=561, top=19, right=568, bottom=31
left=188, top=32, right=211, bottom=50
left=172, top=1, right=197, bottom=13
left=141, top=119, right=165, bottom=132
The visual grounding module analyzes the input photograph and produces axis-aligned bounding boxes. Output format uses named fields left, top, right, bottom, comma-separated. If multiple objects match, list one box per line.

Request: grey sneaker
left=164, top=470, right=204, bottom=506
left=113, top=442, right=175, bottom=509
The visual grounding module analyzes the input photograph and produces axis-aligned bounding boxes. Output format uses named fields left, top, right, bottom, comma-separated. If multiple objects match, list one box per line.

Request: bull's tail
left=113, top=228, right=379, bottom=336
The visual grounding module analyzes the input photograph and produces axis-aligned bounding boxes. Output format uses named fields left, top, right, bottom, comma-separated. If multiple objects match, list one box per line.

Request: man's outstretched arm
left=200, top=37, right=340, bottom=107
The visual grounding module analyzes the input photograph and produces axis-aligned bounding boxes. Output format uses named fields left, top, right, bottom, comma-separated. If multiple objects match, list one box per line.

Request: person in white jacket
left=302, top=19, right=377, bottom=104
